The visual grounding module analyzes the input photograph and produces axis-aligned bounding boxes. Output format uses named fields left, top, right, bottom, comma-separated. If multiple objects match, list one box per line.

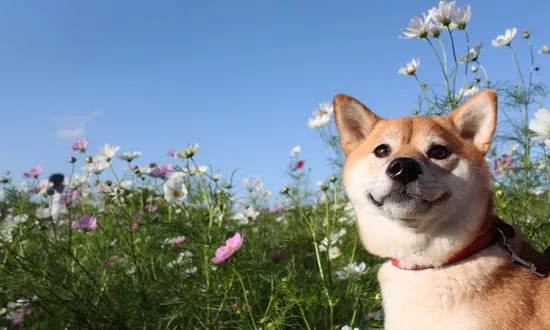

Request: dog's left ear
left=333, top=94, right=381, bottom=155
left=448, top=90, right=497, bottom=154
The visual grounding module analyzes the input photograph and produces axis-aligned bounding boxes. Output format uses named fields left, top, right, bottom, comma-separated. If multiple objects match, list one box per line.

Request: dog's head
left=334, top=91, right=497, bottom=266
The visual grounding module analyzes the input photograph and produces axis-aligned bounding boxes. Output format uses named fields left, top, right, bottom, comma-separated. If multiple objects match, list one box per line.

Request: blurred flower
left=167, top=150, right=176, bottom=157
left=471, top=65, right=478, bottom=73
left=71, top=137, right=89, bottom=153
left=539, top=45, right=550, bottom=54
left=292, top=160, right=305, bottom=171
left=72, top=215, right=97, bottom=231
left=457, top=43, right=483, bottom=63
left=398, top=58, right=420, bottom=75
left=492, top=28, right=517, bottom=47
left=116, top=151, right=142, bottom=162
left=211, top=233, right=243, bottom=264
left=401, top=13, right=439, bottom=39
left=340, top=326, right=359, bottom=330
left=149, top=164, right=174, bottom=178
left=163, top=175, right=188, bottom=204
left=307, top=103, right=333, bottom=128
left=529, top=108, right=550, bottom=146
left=167, top=251, right=193, bottom=268
left=23, top=165, right=43, bottom=179
left=429, top=1, right=455, bottom=27
left=509, top=144, right=520, bottom=154
left=451, top=4, right=471, bottom=29
left=290, top=145, right=301, bottom=156
left=212, top=173, right=222, bottom=181
left=328, top=246, right=342, bottom=260
left=455, top=85, right=479, bottom=102
left=10, top=305, right=32, bottom=325
left=522, top=29, right=530, bottom=39
left=270, top=252, right=284, bottom=262
left=335, top=262, right=369, bottom=280
left=493, top=154, right=514, bottom=177
left=83, top=156, right=110, bottom=175
left=98, top=144, right=120, bottom=159
left=168, top=235, right=186, bottom=247
left=175, top=143, right=199, bottom=159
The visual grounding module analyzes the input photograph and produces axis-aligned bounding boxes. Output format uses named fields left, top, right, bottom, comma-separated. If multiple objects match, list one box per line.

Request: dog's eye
left=427, top=145, right=450, bottom=160
left=374, top=144, right=391, bottom=158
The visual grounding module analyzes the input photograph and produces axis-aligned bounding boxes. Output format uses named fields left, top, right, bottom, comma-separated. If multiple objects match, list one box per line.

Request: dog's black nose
left=386, top=157, right=422, bottom=184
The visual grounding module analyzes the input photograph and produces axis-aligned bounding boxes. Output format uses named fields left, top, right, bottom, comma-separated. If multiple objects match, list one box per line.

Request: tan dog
left=333, top=91, right=550, bottom=330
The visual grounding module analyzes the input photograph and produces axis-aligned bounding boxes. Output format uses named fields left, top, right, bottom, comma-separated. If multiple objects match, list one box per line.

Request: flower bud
left=68, top=156, right=77, bottom=163
left=522, top=30, right=530, bottom=39
left=471, top=65, right=478, bottom=73
left=495, top=190, right=504, bottom=199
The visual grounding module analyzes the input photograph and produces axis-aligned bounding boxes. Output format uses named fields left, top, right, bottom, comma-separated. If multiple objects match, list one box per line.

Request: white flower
left=182, top=165, right=209, bottom=176
left=451, top=4, right=471, bottom=29
left=328, top=246, right=341, bottom=260
left=335, top=262, right=369, bottom=280
left=457, top=43, right=483, bottom=64
left=83, top=156, right=110, bottom=175
left=98, top=144, right=120, bottom=159
left=539, top=45, right=550, bottom=54
left=340, top=326, right=359, bottom=330
left=529, top=108, right=550, bottom=146
left=116, top=151, right=142, bottom=162
left=175, top=143, right=199, bottom=159
left=429, top=1, right=456, bottom=27
left=492, top=28, right=517, bottom=47
left=244, top=206, right=260, bottom=220
left=509, top=144, right=520, bottom=154
left=398, top=58, right=420, bottom=76
left=401, top=13, right=440, bottom=39
left=307, top=103, right=333, bottom=128
left=455, top=85, right=479, bottom=102
left=471, top=65, right=478, bottom=73
left=163, top=176, right=188, bottom=204
left=212, top=173, right=222, bottom=181
left=290, top=145, right=301, bottom=157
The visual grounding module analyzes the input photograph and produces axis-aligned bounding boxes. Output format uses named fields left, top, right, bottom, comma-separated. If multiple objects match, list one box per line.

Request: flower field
left=1, top=1, right=549, bottom=329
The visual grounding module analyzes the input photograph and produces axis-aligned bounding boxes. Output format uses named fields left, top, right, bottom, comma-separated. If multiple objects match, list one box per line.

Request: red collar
left=390, top=216, right=514, bottom=270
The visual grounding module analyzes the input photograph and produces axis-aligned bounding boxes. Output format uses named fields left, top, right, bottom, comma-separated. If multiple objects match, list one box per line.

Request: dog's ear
left=448, top=90, right=497, bottom=154
left=333, top=94, right=381, bottom=155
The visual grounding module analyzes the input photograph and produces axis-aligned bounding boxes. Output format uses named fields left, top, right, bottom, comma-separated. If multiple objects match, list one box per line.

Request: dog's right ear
left=333, top=94, right=381, bottom=155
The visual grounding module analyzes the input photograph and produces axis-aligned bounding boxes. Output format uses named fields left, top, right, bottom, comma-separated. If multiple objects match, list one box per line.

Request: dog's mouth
left=368, top=191, right=450, bottom=208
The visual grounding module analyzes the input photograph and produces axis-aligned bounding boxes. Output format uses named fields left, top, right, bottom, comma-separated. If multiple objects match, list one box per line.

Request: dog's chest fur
left=378, top=245, right=549, bottom=330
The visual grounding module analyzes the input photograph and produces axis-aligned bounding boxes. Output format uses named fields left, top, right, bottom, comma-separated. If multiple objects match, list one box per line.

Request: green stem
left=413, top=74, right=432, bottom=116
left=427, top=38, right=453, bottom=110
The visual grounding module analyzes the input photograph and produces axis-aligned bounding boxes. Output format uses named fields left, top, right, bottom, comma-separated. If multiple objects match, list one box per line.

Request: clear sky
left=1, top=0, right=549, bottom=194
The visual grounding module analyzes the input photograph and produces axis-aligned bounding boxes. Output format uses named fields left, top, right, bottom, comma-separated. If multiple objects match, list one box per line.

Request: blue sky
left=0, top=0, right=549, bottom=194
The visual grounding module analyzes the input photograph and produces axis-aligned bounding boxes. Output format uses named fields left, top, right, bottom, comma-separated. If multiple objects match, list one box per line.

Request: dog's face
left=334, top=91, right=498, bottom=262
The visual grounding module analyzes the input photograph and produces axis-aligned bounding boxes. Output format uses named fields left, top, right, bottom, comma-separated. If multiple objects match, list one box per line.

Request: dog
left=333, top=91, right=550, bottom=329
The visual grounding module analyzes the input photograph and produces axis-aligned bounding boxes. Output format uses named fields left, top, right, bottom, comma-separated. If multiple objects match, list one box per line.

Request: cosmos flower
left=116, top=151, right=142, bottom=162
left=492, top=28, right=517, bottom=47
left=211, top=233, right=243, bottom=264
left=71, top=137, right=89, bottom=153
left=398, top=58, right=420, bottom=76
left=529, top=108, right=550, bottom=146
left=23, top=165, right=43, bottom=179
left=163, top=175, right=188, bottom=204
left=71, top=215, right=98, bottom=232
left=457, top=43, right=483, bottom=63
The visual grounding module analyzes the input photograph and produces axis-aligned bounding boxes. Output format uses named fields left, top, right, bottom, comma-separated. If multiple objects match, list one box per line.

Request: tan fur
left=334, top=91, right=550, bottom=329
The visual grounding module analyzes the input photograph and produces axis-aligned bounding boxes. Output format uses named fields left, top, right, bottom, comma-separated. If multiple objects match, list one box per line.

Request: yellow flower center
left=172, top=190, right=181, bottom=198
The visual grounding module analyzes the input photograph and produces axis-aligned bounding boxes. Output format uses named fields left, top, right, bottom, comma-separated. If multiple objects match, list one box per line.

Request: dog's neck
left=355, top=200, right=493, bottom=269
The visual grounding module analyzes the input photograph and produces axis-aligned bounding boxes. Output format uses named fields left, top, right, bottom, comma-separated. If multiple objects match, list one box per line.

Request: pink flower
left=59, top=189, right=80, bottom=205
left=149, top=164, right=174, bottom=178
left=211, top=233, right=243, bottom=264
left=71, top=215, right=97, bottom=231
left=23, top=165, right=43, bottom=179
left=129, top=222, right=139, bottom=231
left=11, top=305, right=32, bottom=325
left=71, top=137, right=89, bottom=153
left=167, top=150, right=176, bottom=157
left=493, top=154, right=514, bottom=177
left=171, top=235, right=186, bottom=247
left=292, top=160, right=305, bottom=171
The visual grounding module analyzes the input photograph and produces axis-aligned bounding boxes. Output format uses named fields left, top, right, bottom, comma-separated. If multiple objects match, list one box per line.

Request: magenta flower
left=71, top=215, right=98, bottom=231
left=23, top=165, right=43, bottom=179
left=270, top=252, right=284, bottom=262
left=71, top=137, right=89, bottom=153
left=167, top=150, right=176, bottom=157
left=12, top=305, right=32, bottom=325
left=493, top=154, right=514, bottom=177
left=171, top=235, right=186, bottom=247
left=129, top=222, right=139, bottom=231
left=149, top=164, right=174, bottom=178
left=60, top=189, right=80, bottom=205
left=211, top=233, right=243, bottom=264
